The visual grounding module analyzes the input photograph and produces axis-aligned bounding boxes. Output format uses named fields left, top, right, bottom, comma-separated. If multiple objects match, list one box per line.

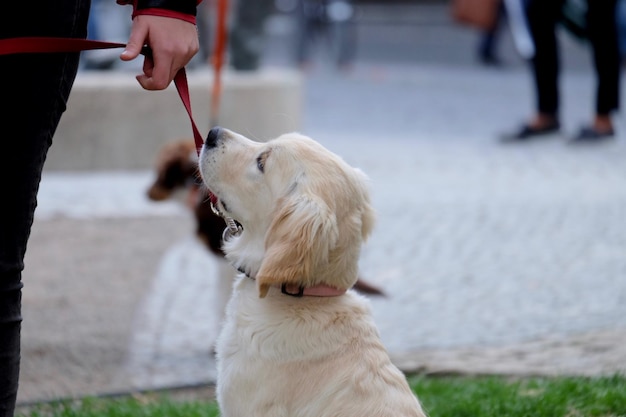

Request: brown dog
left=147, top=139, right=385, bottom=297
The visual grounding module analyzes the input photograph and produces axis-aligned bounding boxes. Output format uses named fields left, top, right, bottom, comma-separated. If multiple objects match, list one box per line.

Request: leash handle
left=0, top=36, right=205, bottom=155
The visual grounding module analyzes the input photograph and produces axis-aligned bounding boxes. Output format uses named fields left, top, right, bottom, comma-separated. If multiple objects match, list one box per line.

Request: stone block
left=45, top=68, right=303, bottom=170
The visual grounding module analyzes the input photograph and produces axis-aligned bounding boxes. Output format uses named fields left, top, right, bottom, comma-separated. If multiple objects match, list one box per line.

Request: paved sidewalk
left=18, top=58, right=626, bottom=404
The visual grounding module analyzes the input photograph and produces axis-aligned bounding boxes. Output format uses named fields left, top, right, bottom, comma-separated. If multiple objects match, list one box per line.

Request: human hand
left=120, top=15, right=200, bottom=90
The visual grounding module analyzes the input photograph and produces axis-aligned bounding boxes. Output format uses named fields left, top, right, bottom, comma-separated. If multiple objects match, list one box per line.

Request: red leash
left=0, top=36, right=205, bottom=155
left=0, top=37, right=125, bottom=54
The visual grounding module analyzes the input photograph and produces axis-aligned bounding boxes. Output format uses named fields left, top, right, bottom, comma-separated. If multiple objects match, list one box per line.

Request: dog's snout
left=205, top=126, right=222, bottom=148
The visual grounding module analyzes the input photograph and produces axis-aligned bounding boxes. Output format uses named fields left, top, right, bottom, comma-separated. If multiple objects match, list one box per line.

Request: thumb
left=120, top=42, right=142, bottom=61
left=120, top=25, right=147, bottom=61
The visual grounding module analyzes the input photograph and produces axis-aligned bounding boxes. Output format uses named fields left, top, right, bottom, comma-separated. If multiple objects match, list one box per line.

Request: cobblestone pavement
left=18, top=13, right=626, bottom=404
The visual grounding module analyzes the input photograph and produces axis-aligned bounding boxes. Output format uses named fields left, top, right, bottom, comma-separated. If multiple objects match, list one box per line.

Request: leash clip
left=222, top=217, right=243, bottom=241
left=211, top=200, right=242, bottom=240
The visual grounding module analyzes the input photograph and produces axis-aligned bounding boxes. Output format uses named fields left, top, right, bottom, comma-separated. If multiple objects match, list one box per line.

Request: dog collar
left=238, top=268, right=346, bottom=298
left=280, top=283, right=347, bottom=298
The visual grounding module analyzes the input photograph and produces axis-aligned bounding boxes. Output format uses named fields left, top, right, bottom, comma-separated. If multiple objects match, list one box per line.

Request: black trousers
left=0, top=2, right=90, bottom=415
left=526, top=0, right=620, bottom=117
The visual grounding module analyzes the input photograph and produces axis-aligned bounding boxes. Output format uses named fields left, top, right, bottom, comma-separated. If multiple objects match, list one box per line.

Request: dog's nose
left=205, top=126, right=222, bottom=148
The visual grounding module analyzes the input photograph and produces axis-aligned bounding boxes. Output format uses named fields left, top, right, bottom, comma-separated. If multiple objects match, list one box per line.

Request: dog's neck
left=225, top=232, right=346, bottom=298
left=237, top=267, right=346, bottom=298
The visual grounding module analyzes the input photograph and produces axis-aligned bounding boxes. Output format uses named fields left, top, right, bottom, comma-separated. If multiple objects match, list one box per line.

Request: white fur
left=199, top=129, right=426, bottom=417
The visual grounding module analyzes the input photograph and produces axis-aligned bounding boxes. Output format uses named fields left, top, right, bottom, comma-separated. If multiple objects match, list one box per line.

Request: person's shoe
left=568, top=125, right=615, bottom=144
left=500, top=121, right=560, bottom=143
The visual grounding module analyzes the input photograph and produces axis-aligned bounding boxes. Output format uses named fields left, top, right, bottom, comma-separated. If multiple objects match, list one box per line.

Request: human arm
left=118, top=0, right=202, bottom=90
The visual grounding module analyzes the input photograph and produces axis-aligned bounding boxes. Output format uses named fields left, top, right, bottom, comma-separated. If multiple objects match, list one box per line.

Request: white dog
left=199, top=127, right=426, bottom=417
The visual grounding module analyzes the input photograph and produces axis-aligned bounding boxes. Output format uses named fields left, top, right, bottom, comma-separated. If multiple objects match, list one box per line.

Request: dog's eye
left=256, top=155, right=265, bottom=173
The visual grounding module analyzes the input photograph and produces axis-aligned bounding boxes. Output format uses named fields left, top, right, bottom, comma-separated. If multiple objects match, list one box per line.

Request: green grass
left=18, top=395, right=221, bottom=417
left=410, top=374, right=626, bottom=417
left=18, top=374, right=626, bottom=417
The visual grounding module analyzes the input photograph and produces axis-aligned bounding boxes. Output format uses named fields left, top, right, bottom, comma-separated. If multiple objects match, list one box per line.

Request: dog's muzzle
left=202, top=126, right=242, bottom=239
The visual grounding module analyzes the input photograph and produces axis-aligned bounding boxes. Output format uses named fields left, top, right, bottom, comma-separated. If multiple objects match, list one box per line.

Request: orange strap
left=210, top=0, right=229, bottom=127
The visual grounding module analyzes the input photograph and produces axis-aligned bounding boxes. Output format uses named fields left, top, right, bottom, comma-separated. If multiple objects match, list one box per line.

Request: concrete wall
left=45, top=68, right=303, bottom=171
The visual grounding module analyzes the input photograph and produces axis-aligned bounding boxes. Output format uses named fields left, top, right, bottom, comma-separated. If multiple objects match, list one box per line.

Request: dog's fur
left=199, top=128, right=425, bottom=417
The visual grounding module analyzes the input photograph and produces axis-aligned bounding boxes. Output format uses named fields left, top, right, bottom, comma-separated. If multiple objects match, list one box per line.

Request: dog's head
left=199, top=127, right=375, bottom=298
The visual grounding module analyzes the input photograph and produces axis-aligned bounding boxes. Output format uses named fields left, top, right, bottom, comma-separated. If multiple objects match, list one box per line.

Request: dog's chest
left=215, top=280, right=426, bottom=417
left=217, top=277, right=345, bottom=358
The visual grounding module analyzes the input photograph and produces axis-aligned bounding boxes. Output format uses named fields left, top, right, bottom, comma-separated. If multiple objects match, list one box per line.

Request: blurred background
left=18, top=0, right=626, bottom=407
left=83, top=0, right=601, bottom=72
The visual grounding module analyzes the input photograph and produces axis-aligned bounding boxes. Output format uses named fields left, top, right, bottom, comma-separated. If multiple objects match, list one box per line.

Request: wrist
left=133, top=8, right=197, bottom=24
left=133, top=0, right=199, bottom=24
left=136, top=0, right=197, bottom=15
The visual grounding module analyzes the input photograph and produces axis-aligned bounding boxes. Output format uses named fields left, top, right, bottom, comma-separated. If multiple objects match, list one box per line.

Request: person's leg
left=0, top=1, right=89, bottom=415
left=295, top=0, right=318, bottom=68
left=196, top=1, right=213, bottom=63
left=526, top=0, right=565, bottom=125
left=478, top=2, right=505, bottom=66
left=83, top=0, right=129, bottom=70
left=501, top=0, right=564, bottom=141
left=587, top=0, right=620, bottom=131
left=330, top=0, right=357, bottom=69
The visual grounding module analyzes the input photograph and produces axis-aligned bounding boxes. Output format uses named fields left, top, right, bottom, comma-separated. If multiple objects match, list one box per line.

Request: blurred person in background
left=83, top=0, right=131, bottom=70
left=0, top=2, right=200, bottom=416
left=193, top=0, right=273, bottom=71
left=229, top=0, right=274, bottom=70
left=295, top=0, right=357, bottom=70
left=477, top=1, right=506, bottom=66
left=195, top=0, right=214, bottom=67
left=502, top=0, right=620, bottom=143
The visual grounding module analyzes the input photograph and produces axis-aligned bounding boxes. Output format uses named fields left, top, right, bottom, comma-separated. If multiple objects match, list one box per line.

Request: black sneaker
left=500, top=121, right=561, bottom=143
left=568, top=126, right=615, bottom=144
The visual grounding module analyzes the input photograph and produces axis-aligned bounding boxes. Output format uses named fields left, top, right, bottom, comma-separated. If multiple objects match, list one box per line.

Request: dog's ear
left=256, top=193, right=338, bottom=298
left=354, top=168, right=375, bottom=241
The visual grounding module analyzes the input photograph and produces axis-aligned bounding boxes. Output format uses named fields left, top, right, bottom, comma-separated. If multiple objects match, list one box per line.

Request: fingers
left=135, top=52, right=181, bottom=90
left=123, top=15, right=199, bottom=91
left=139, top=51, right=176, bottom=90
left=136, top=74, right=172, bottom=90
